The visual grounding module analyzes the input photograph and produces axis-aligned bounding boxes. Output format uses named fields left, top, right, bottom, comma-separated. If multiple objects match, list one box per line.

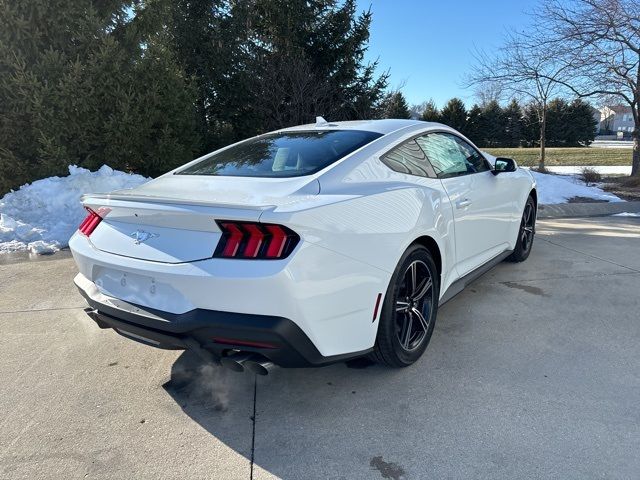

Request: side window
left=380, top=139, right=435, bottom=178
left=451, top=135, right=490, bottom=173
left=416, top=133, right=490, bottom=178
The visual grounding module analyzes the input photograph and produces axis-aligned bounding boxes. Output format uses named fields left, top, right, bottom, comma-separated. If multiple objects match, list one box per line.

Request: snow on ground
left=482, top=151, right=624, bottom=205
left=529, top=171, right=623, bottom=204
left=0, top=165, right=148, bottom=254
left=613, top=212, right=640, bottom=217
left=591, top=139, right=634, bottom=149
left=527, top=165, right=631, bottom=175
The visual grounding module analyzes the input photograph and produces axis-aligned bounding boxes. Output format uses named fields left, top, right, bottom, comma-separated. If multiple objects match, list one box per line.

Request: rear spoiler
left=81, top=192, right=275, bottom=211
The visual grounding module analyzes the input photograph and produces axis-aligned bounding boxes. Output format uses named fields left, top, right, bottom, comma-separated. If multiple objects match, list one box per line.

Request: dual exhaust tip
left=220, top=352, right=274, bottom=376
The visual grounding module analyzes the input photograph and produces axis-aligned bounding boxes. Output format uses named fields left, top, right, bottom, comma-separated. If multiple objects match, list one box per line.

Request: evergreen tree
left=545, top=98, right=571, bottom=146
left=0, top=0, right=200, bottom=193
left=479, top=100, right=506, bottom=147
left=465, top=105, right=484, bottom=145
left=566, top=99, right=597, bottom=146
left=420, top=100, right=440, bottom=122
left=0, top=0, right=390, bottom=194
left=522, top=103, right=541, bottom=147
left=247, top=0, right=388, bottom=131
left=503, top=99, right=524, bottom=147
left=439, top=98, right=467, bottom=132
left=380, top=92, right=412, bottom=119
left=522, top=98, right=595, bottom=147
left=166, top=0, right=254, bottom=150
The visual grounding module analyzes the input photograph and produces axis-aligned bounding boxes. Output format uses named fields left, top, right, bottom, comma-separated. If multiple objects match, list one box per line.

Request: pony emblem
left=130, top=230, right=159, bottom=245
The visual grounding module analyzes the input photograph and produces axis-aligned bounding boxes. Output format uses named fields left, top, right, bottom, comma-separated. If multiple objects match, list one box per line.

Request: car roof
left=278, top=119, right=444, bottom=136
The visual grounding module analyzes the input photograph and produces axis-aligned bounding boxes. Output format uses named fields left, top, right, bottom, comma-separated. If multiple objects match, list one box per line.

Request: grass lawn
left=484, top=147, right=633, bottom=167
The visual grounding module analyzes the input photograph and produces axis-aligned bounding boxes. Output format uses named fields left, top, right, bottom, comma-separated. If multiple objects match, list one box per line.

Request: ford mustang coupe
left=71, top=118, right=536, bottom=375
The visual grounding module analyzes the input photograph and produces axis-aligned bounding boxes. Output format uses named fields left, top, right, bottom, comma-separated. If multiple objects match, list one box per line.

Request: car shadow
left=159, top=269, right=515, bottom=480
left=162, top=350, right=417, bottom=479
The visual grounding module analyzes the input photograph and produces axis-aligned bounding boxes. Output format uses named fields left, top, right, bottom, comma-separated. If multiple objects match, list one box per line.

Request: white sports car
left=71, top=119, right=536, bottom=375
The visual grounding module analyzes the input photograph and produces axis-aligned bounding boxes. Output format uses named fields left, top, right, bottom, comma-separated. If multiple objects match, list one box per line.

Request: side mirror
left=493, top=157, right=517, bottom=175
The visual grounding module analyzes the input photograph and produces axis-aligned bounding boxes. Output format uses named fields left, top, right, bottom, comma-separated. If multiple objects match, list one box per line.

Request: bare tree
left=251, top=53, right=332, bottom=130
left=535, top=0, right=640, bottom=177
left=466, top=33, right=572, bottom=169
left=473, top=81, right=504, bottom=107
left=410, top=100, right=430, bottom=120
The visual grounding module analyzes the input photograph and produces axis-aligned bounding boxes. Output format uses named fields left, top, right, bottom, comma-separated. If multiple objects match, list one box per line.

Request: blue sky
left=357, top=0, right=539, bottom=108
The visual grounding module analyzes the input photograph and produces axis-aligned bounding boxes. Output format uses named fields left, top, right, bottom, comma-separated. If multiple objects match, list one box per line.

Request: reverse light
left=214, top=221, right=299, bottom=259
left=78, top=207, right=109, bottom=236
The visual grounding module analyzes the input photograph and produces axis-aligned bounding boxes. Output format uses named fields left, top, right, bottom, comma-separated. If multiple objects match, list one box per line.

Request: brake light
left=264, top=224, right=288, bottom=258
left=78, top=207, right=109, bottom=236
left=214, top=221, right=299, bottom=259
left=220, top=222, right=243, bottom=257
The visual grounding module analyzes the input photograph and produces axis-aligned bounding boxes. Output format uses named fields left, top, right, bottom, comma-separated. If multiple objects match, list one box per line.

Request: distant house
left=596, top=105, right=635, bottom=135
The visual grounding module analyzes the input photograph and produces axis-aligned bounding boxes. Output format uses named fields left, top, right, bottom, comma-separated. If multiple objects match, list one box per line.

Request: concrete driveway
left=1, top=216, right=639, bottom=479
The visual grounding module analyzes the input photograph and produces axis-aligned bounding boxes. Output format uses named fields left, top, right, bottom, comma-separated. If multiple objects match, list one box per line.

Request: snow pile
left=529, top=171, right=623, bottom=204
left=0, top=165, right=148, bottom=254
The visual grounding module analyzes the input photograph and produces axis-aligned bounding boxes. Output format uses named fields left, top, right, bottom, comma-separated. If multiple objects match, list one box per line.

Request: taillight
left=214, top=221, right=299, bottom=259
left=78, top=207, right=109, bottom=236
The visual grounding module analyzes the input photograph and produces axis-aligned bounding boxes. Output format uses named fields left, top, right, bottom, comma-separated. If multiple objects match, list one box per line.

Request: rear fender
left=260, top=184, right=456, bottom=296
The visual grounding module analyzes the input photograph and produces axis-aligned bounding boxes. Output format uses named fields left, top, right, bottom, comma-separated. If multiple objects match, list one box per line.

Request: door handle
left=456, top=198, right=472, bottom=209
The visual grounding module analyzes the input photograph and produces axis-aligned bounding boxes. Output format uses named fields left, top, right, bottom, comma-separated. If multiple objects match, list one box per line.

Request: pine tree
left=480, top=100, right=506, bottom=147
left=465, top=105, right=484, bottom=145
left=439, top=98, right=467, bottom=132
left=166, top=0, right=253, bottom=150
left=545, top=98, right=571, bottom=146
left=0, top=0, right=389, bottom=193
left=245, top=0, right=388, bottom=131
left=380, top=92, right=412, bottom=119
left=566, top=99, right=597, bottom=146
left=503, top=99, right=524, bottom=147
left=420, top=100, right=440, bottom=122
left=0, top=0, right=200, bottom=193
left=522, top=103, right=541, bottom=147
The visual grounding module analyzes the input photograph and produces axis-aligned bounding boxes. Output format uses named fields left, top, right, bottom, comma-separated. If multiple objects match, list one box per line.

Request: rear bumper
left=69, top=232, right=390, bottom=357
left=76, top=276, right=371, bottom=367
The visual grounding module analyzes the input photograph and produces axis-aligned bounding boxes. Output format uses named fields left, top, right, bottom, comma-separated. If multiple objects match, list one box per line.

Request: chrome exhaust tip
left=244, top=359, right=275, bottom=376
left=220, top=352, right=254, bottom=373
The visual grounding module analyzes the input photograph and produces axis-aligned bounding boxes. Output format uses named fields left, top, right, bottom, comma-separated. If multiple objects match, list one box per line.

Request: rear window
left=176, top=130, right=382, bottom=177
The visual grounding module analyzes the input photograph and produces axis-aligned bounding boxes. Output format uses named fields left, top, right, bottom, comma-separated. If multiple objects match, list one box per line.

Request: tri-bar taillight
left=78, top=207, right=108, bottom=236
left=214, top=221, right=300, bottom=259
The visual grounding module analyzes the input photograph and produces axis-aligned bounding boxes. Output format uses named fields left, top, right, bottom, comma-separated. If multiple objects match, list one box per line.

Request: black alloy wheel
left=506, top=195, right=536, bottom=263
left=371, top=245, right=439, bottom=367
left=394, top=260, right=434, bottom=351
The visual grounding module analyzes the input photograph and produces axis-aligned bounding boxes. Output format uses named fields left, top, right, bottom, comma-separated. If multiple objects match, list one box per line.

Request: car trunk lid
left=82, top=175, right=318, bottom=263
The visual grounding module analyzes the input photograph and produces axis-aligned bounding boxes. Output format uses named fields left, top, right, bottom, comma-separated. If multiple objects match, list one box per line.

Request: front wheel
left=371, top=245, right=439, bottom=367
left=506, top=195, right=536, bottom=263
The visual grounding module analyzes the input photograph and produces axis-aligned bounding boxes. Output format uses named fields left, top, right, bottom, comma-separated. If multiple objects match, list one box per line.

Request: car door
left=416, top=132, right=513, bottom=276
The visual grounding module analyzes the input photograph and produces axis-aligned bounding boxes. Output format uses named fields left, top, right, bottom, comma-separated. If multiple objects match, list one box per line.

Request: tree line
left=391, top=96, right=597, bottom=149
left=0, top=0, right=388, bottom=194
left=467, top=0, right=639, bottom=175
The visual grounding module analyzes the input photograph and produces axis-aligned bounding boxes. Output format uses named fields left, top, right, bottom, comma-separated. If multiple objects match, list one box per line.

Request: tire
left=506, top=195, right=536, bottom=263
left=370, top=245, right=440, bottom=368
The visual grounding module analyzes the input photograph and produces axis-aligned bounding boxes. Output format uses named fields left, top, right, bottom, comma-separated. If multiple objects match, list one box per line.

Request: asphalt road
left=1, top=216, right=639, bottom=479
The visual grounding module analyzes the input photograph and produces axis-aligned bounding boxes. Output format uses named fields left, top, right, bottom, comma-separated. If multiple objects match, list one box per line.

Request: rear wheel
left=506, top=195, right=536, bottom=263
left=371, top=245, right=439, bottom=367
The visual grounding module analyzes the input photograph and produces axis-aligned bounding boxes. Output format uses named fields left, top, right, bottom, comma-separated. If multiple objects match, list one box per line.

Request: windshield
left=176, top=130, right=382, bottom=177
